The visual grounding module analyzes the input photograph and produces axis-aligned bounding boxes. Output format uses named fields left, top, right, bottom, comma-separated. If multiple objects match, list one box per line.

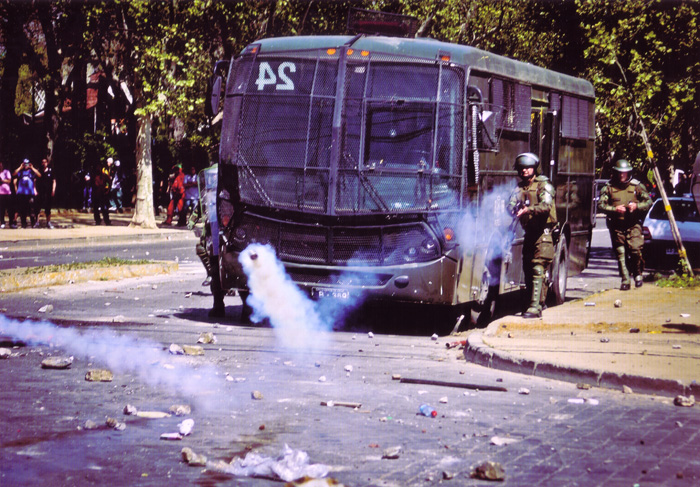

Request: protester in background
left=163, top=164, right=185, bottom=226
left=508, top=153, right=557, bottom=319
left=0, top=160, right=13, bottom=229
left=92, top=158, right=112, bottom=225
left=34, top=158, right=56, bottom=228
left=109, top=159, right=124, bottom=213
left=598, top=159, right=652, bottom=290
left=13, top=158, right=41, bottom=228
left=182, top=165, right=199, bottom=226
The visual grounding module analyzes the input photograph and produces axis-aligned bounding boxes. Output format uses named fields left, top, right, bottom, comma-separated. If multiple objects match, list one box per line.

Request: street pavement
left=2, top=208, right=699, bottom=401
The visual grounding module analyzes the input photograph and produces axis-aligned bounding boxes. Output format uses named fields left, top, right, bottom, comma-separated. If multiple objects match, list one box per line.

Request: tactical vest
left=606, top=181, right=642, bottom=223
left=519, top=176, right=557, bottom=226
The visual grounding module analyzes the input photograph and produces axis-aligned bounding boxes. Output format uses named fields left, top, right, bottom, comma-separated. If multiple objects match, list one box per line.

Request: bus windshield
left=225, top=51, right=463, bottom=215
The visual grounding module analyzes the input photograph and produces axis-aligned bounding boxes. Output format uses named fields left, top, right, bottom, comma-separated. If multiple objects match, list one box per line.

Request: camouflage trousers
left=608, top=223, right=645, bottom=277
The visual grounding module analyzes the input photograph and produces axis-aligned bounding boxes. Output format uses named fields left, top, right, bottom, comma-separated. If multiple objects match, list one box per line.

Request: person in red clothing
left=163, top=164, right=185, bottom=225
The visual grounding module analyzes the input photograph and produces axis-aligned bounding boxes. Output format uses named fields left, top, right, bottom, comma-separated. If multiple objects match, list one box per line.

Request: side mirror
left=206, top=75, right=223, bottom=118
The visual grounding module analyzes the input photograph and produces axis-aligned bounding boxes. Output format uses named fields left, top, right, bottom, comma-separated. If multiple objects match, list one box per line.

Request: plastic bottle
left=419, top=404, right=437, bottom=417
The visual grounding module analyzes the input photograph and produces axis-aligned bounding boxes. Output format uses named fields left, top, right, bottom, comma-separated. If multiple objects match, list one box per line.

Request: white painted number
left=255, top=61, right=296, bottom=91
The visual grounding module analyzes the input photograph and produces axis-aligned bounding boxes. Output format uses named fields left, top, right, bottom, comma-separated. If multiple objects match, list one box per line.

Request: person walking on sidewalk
left=598, top=159, right=652, bottom=290
left=34, top=158, right=56, bottom=228
left=508, top=153, right=557, bottom=319
left=13, top=158, right=40, bottom=228
left=109, top=160, right=124, bottom=213
left=163, top=164, right=185, bottom=226
left=92, top=158, right=112, bottom=225
left=0, top=160, right=13, bottom=228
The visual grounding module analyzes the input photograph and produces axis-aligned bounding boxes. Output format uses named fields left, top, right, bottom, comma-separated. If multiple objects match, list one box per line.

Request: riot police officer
left=598, top=159, right=652, bottom=290
left=508, top=153, right=557, bottom=318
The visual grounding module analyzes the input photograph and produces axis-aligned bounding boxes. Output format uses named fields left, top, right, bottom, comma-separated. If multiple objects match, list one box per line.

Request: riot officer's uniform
left=598, top=159, right=652, bottom=290
left=508, top=153, right=557, bottom=318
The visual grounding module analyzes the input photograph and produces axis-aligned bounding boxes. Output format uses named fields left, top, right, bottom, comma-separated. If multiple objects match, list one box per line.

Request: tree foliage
left=0, top=0, right=698, bottom=213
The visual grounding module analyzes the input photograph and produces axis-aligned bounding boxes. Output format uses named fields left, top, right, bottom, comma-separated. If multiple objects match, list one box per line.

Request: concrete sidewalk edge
left=464, top=330, right=700, bottom=399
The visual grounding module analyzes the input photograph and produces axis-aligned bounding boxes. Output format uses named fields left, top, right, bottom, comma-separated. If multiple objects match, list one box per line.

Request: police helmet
left=612, top=159, right=633, bottom=173
left=514, top=153, right=540, bottom=170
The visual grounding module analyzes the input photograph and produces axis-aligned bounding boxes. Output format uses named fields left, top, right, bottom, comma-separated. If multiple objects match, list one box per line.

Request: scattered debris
left=320, top=401, right=361, bottom=409
left=197, top=332, right=217, bottom=344
left=211, top=444, right=329, bottom=482
left=674, top=395, right=695, bottom=407
left=490, top=436, right=520, bottom=446
left=181, top=447, right=207, bottom=466
left=600, top=337, right=610, bottom=343
left=160, top=432, right=183, bottom=441
left=178, top=419, right=194, bottom=436
left=112, top=315, right=125, bottom=323
left=85, top=369, right=113, bottom=382
left=251, top=390, right=264, bottom=400
left=442, top=471, right=456, bottom=480
left=445, top=340, right=467, bottom=349
left=382, top=446, right=402, bottom=459
left=431, top=333, right=439, bottom=341
left=672, top=344, right=682, bottom=349
left=105, top=417, right=126, bottom=430
left=439, top=396, right=448, bottom=403
left=287, top=478, right=346, bottom=487
left=629, top=328, right=640, bottom=333
left=400, top=377, right=507, bottom=392
left=135, top=411, right=171, bottom=419
left=344, top=365, right=353, bottom=373
left=123, top=404, right=138, bottom=415
left=368, top=332, right=374, bottom=338
left=0, top=348, right=11, bottom=359
left=41, top=356, right=73, bottom=369
left=518, top=388, right=530, bottom=395
left=675, top=421, right=684, bottom=428
left=584, top=302, right=595, bottom=307
left=507, top=332, right=514, bottom=338
left=182, top=345, right=204, bottom=356
left=567, top=398, right=584, bottom=404
left=391, top=374, right=401, bottom=380
left=169, top=344, right=184, bottom=355
left=169, top=404, right=192, bottom=416
left=318, top=376, right=327, bottom=382
left=418, top=404, right=437, bottom=417
left=83, top=419, right=99, bottom=430
left=614, top=299, right=622, bottom=308
left=38, top=304, right=54, bottom=313
left=622, top=385, right=633, bottom=394
left=680, top=313, right=690, bottom=318
left=470, top=461, right=505, bottom=481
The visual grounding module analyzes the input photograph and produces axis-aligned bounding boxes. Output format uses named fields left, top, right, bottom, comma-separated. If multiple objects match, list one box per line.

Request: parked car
left=642, top=196, right=700, bottom=271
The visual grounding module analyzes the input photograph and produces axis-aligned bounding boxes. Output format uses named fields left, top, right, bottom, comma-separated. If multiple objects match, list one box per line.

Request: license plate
left=665, top=247, right=678, bottom=255
left=312, top=288, right=350, bottom=300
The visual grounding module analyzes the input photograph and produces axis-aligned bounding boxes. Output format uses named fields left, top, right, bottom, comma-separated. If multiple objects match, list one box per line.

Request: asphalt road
left=1, top=227, right=698, bottom=486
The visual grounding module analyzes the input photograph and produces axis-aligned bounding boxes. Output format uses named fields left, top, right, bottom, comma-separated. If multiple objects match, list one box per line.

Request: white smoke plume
left=239, top=243, right=345, bottom=349
left=0, top=314, right=224, bottom=408
left=454, top=183, right=517, bottom=260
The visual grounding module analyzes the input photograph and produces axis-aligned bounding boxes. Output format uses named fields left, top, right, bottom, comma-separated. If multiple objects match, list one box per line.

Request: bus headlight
left=403, top=246, right=419, bottom=263
left=421, top=237, right=438, bottom=255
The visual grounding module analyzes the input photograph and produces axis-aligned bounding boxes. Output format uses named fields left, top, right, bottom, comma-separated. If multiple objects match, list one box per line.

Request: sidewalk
left=0, top=208, right=194, bottom=248
left=465, top=285, right=700, bottom=399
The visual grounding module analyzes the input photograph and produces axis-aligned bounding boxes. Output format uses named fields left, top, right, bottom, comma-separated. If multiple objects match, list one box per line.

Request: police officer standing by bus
left=598, top=159, right=652, bottom=290
left=508, top=153, right=558, bottom=319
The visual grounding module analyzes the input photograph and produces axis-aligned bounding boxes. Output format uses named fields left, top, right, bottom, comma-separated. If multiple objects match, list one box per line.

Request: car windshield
left=648, top=199, right=700, bottom=222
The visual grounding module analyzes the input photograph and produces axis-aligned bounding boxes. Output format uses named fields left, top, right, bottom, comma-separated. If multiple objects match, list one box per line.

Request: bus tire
left=550, top=236, right=569, bottom=305
left=469, top=264, right=499, bottom=327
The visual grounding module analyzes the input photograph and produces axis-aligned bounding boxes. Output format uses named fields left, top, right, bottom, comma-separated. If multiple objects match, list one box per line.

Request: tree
left=577, top=0, right=700, bottom=180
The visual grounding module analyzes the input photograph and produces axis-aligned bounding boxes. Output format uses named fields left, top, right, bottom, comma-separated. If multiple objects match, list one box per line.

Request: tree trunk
left=129, top=113, right=157, bottom=228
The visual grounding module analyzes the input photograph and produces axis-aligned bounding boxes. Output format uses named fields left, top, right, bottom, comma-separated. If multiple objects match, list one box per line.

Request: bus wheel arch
left=469, top=256, right=501, bottom=328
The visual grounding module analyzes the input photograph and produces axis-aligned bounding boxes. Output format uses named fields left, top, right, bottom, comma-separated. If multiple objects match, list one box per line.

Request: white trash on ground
left=213, top=444, right=329, bottom=482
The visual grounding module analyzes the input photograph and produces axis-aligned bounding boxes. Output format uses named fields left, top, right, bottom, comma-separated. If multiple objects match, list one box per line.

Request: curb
left=0, top=261, right=179, bottom=293
left=464, top=331, right=696, bottom=399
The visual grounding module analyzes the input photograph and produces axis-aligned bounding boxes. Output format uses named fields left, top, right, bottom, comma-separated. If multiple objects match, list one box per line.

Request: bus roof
left=250, top=35, right=594, bottom=99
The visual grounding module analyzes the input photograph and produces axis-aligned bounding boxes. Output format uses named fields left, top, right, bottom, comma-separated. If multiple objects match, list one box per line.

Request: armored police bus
left=208, top=26, right=596, bottom=325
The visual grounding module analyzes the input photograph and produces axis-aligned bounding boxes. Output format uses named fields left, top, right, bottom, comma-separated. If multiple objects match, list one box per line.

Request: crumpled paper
left=215, top=444, right=329, bottom=482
